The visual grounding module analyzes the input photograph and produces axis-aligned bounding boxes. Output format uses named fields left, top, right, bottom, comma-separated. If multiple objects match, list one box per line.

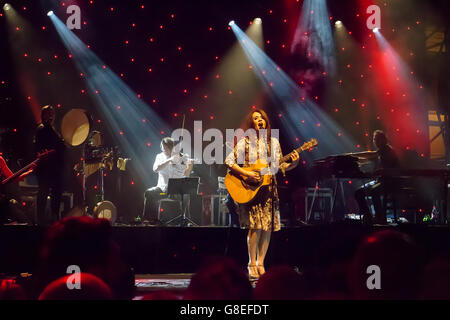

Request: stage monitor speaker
left=158, top=198, right=182, bottom=224
left=158, top=196, right=203, bottom=225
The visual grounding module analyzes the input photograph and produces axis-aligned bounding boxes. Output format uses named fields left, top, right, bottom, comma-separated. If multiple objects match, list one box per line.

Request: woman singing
left=225, top=109, right=299, bottom=280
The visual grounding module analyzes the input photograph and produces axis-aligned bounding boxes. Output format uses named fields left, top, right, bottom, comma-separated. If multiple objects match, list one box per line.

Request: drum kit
left=61, top=108, right=122, bottom=224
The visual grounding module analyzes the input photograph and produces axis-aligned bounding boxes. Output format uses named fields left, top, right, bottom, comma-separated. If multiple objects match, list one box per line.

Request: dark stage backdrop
left=1, top=0, right=448, bottom=221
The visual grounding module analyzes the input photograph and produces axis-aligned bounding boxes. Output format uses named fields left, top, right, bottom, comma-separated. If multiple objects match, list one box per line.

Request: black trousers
left=142, top=187, right=165, bottom=221
left=36, top=173, right=63, bottom=226
left=225, top=193, right=240, bottom=227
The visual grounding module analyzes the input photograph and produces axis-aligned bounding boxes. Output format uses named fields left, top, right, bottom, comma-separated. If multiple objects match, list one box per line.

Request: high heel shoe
left=256, top=263, right=265, bottom=276
left=247, top=264, right=259, bottom=280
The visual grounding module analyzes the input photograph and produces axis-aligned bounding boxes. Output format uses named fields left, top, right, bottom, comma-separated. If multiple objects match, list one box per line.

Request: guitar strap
left=242, top=135, right=270, bottom=164
left=270, top=145, right=279, bottom=232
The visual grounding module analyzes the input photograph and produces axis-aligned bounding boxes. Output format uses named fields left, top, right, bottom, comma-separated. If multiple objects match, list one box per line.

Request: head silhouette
left=184, top=257, right=252, bottom=300
left=38, top=273, right=112, bottom=300
left=41, top=105, right=55, bottom=125
left=35, top=216, right=134, bottom=300
left=254, top=265, right=308, bottom=300
left=348, top=230, right=424, bottom=300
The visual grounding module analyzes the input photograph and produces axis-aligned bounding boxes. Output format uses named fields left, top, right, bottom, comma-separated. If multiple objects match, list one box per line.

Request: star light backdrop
left=0, top=0, right=448, bottom=220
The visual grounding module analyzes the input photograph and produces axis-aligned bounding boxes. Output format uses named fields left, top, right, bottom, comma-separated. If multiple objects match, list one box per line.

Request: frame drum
left=61, top=109, right=90, bottom=146
left=94, top=200, right=117, bottom=224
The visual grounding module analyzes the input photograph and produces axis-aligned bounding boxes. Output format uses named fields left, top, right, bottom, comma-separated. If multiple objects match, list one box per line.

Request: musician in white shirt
left=142, top=137, right=193, bottom=224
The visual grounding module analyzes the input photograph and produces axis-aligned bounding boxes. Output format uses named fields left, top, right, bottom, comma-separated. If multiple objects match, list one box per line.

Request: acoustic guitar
left=225, top=138, right=318, bottom=204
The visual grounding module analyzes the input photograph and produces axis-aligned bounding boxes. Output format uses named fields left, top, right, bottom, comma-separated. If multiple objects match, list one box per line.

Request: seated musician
left=354, top=130, right=399, bottom=224
left=142, top=137, right=194, bottom=224
left=0, top=154, right=35, bottom=224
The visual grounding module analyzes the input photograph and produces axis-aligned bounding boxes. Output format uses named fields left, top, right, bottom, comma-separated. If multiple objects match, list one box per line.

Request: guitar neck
left=280, top=146, right=306, bottom=164
left=1, top=161, right=35, bottom=185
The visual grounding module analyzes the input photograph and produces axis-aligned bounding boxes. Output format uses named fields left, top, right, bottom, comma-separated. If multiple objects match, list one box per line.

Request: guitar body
left=225, top=138, right=318, bottom=204
left=224, top=159, right=272, bottom=205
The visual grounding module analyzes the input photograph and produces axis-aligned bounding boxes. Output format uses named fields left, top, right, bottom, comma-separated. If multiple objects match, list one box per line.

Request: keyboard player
left=353, top=130, right=399, bottom=224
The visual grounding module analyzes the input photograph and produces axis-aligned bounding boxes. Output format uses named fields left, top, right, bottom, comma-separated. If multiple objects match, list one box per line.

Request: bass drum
left=93, top=200, right=117, bottom=224
left=61, top=109, right=91, bottom=146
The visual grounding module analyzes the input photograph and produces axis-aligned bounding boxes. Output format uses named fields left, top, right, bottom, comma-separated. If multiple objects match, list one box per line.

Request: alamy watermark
left=66, top=5, right=81, bottom=30
left=63, top=5, right=381, bottom=34
left=366, top=265, right=381, bottom=290
left=66, top=265, right=81, bottom=290
left=366, top=5, right=381, bottom=31
left=170, top=121, right=281, bottom=174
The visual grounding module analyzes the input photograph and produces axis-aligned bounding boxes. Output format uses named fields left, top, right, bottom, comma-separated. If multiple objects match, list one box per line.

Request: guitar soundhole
left=241, top=179, right=260, bottom=190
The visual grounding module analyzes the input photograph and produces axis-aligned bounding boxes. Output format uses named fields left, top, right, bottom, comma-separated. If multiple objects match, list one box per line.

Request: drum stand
left=81, top=161, right=105, bottom=216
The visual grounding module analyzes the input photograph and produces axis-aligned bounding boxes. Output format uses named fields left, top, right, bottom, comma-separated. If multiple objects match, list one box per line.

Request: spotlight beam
left=291, top=0, right=336, bottom=75
left=48, top=14, right=172, bottom=186
left=230, top=22, right=357, bottom=157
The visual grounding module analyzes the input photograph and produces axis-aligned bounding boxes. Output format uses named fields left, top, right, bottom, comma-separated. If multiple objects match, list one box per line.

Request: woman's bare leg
left=256, top=230, right=271, bottom=275
left=247, top=229, right=261, bottom=278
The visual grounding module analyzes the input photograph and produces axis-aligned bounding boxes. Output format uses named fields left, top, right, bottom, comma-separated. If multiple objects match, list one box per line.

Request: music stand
left=165, top=177, right=200, bottom=226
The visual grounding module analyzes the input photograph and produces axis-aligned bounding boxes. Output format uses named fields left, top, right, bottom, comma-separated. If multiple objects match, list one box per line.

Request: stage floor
left=2, top=221, right=450, bottom=277
left=135, top=273, right=192, bottom=293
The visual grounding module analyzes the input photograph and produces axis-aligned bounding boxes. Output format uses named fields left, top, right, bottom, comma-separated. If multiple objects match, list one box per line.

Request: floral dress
left=225, top=136, right=282, bottom=232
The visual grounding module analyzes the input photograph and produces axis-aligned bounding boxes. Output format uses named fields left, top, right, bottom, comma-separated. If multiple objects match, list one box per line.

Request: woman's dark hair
left=245, top=109, right=270, bottom=131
